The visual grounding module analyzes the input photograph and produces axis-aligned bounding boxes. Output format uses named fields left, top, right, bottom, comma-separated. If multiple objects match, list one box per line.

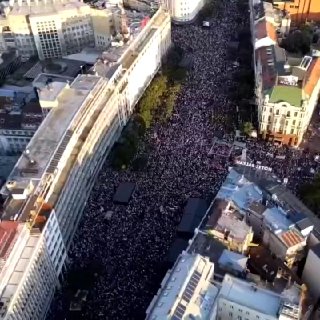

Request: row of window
left=264, top=107, right=303, bottom=118
left=263, top=115, right=301, bottom=127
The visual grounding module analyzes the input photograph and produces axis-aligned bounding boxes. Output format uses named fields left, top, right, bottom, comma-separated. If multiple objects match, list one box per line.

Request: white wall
left=168, top=0, right=205, bottom=23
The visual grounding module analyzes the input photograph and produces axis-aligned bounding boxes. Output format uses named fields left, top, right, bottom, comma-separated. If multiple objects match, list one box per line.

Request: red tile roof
left=304, top=58, right=320, bottom=96
left=256, top=20, right=277, bottom=42
left=279, top=229, right=304, bottom=248
left=0, top=221, right=18, bottom=259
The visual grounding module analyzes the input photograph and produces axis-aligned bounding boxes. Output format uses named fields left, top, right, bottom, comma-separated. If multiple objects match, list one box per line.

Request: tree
left=299, top=175, right=320, bottom=215
left=281, top=30, right=311, bottom=55
left=241, top=121, right=254, bottom=136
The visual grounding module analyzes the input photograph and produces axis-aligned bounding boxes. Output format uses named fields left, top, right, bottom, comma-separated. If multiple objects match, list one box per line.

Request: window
left=276, top=109, right=279, bottom=115
left=293, top=120, right=296, bottom=125
left=294, top=112, right=298, bottom=117
left=229, top=312, right=233, bottom=317
left=290, top=128, right=294, bottom=134
left=287, top=111, right=290, bottom=117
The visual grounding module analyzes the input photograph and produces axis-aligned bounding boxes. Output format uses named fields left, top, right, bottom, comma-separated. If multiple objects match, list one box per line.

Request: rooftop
left=206, top=200, right=252, bottom=243
left=278, top=229, right=305, bottom=248
left=0, top=89, right=42, bottom=131
left=247, top=201, right=266, bottom=216
left=219, top=274, right=281, bottom=316
left=24, top=58, right=86, bottom=81
left=255, top=19, right=277, bottom=42
left=263, top=206, right=294, bottom=232
left=218, top=250, right=248, bottom=274
left=310, top=243, right=320, bottom=258
left=6, top=75, right=102, bottom=183
left=269, top=85, right=302, bottom=107
left=146, top=253, right=218, bottom=320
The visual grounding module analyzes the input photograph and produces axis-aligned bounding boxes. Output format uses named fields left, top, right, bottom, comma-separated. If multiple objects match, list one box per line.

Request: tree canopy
left=241, top=121, right=254, bottom=136
left=299, top=175, right=320, bottom=216
left=281, top=30, right=311, bottom=55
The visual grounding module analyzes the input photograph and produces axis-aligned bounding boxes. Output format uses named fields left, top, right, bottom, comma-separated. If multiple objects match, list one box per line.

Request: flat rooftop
left=219, top=274, right=281, bottom=316
left=7, top=75, right=102, bottom=182
left=146, top=253, right=217, bottom=320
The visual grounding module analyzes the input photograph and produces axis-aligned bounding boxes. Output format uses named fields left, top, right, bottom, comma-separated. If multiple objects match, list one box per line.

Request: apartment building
left=0, top=91, right=43, bottom=155
left=272, top=0, right=320, bottom=25
left=0, top=8, right=171, bottom=319
left=0, top=0, right=137, bottom=60
left=251, top=0, right=320, bottom=146
left=161, top=0, right=205, bottom=23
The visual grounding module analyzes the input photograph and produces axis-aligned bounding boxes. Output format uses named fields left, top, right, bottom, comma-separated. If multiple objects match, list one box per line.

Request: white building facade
left=161, top=0, right=205, bottom=23
left=0, top=8, right=171, bottom=319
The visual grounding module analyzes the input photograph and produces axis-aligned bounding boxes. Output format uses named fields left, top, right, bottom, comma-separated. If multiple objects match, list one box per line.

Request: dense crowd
left=47, top=0, right=320, bottom=319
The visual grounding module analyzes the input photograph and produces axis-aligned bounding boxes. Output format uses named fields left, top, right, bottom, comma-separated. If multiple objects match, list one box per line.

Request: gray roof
left=247, top=201, right=266, bottom=216
left=311, top=243, right=320, bottom=258
left=218, top=249, right=248, bottom=273
left=233, top=166, right=320, bottom=233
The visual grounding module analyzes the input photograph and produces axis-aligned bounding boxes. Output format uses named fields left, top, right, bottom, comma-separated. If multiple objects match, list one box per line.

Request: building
left=147, top=164, right=314, bottom=319
left=272, top=0, right=320, bottom=25
left=0, top=90, right=43, bottom=155
left=0, top=8, right=171, bottom=319
left=0, top=50, right=21, bottom=83
left=302, top=243, right=320, bottom=299
left=219, top=167, right=310, bottom=268
left=146, top=253, right=218, bottom=320
left=0, top=0, right=147, bottom=60
left=250, top=0, right=320, bottom=146
left=216, top=274, right=301, bottom=320
left=206, top=199, right=254, bottom=254
left=161, top=0, right=205, bottom=23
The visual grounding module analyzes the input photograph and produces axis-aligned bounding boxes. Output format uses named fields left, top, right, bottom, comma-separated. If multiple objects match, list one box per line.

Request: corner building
left=0, top=8, right=171, bottom=319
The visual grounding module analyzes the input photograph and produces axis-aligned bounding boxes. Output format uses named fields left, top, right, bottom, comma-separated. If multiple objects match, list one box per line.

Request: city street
left=47, top=1, right=320, bottom=319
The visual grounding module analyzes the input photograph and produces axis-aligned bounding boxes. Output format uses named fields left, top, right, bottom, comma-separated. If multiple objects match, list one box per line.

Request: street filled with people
left=47, top=0, right=320, bottom=319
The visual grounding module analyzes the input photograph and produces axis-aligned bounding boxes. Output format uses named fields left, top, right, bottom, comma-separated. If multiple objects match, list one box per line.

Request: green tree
left=281, top=30, right=311, bottom=55
left=241, top=121, right=254, bottom=136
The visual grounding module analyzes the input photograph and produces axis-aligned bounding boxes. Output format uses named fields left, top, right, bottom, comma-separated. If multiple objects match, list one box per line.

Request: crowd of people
left=47, top=0, right=320, bottom=319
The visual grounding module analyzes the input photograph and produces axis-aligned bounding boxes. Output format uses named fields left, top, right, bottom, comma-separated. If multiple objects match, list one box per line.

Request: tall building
left=250, top=0, right=320, bottom=146
left=272, top=0, right=320, bottom=25
left=161, top=0, right=205, bottom=23
left=0, top=0, right=133, bottom=60
left=0, top=8, right=171, bottom=319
